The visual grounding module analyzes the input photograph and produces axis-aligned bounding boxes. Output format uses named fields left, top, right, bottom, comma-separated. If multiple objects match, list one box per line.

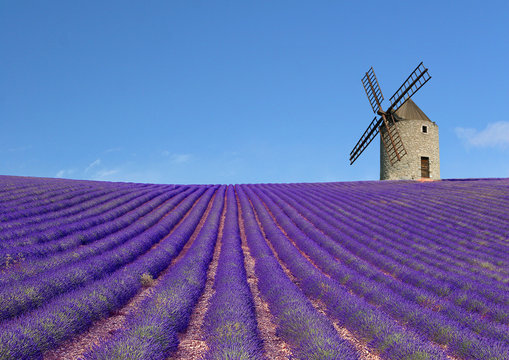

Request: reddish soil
left=255, top=193, right=333, bottom=280
left=259, top=191, right=461, bottom=360
left=276, top=192, right=407, bottom=285
left=43, top=285, right=155, bottom=360
left=417, top=178, right=438, bottom=182
left=43, top=190, right=215, bottom=360
left=247, top=194, right=381, bottom=360
left=311, top=298, right=382, bottom=360
left=236, top=190, right=293, bottom=360
left=168, top=191, right=227, bottom=360
left=41, top=187, right=458, bottom=360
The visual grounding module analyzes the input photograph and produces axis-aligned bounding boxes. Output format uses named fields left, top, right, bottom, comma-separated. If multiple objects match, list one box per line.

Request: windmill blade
left=380, top=113, right=408, bottom=165
left=387, top=62, right=431, bottom=112
left=362, top=67, right=384, bottom=113
left=349, top=116, right=383, bottom=165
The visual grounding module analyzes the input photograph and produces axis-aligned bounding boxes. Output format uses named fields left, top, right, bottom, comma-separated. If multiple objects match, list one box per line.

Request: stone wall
left=380, top=119, right=440, bottom=180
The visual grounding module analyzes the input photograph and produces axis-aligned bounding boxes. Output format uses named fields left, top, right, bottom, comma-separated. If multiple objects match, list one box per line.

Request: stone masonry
left=380, top=100, right=440, bottom=180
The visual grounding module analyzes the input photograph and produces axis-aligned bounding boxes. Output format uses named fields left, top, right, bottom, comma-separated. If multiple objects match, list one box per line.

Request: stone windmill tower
left=380, top=99, right=440, bottom=180
left=349, top=62, right=440, bottom=180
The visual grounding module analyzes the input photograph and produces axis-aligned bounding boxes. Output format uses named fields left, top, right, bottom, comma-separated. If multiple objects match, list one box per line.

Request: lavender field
left=0, top=175, right=507, bottom=360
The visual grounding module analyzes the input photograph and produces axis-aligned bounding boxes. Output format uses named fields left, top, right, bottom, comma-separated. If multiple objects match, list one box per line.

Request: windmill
left=350, top=62, right=439, bottom=180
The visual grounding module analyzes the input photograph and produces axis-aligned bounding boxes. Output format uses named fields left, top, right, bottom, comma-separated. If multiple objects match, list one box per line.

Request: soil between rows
left=43, top=189, right=213, bottom=360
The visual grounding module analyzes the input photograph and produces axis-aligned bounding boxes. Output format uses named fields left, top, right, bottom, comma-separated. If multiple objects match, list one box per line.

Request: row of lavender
left=84, top=184, right=359, bottom=360
left=0, top=175, right=507, bottom=360
left=240, top=185, right=448, bottom=359
left=242, top=179, right=508, bottom=359
left=0, top=177, right=361, bottom=360
left=0, top=178, right=271, bottom=359
left=0, top=179, right=257, bottom=360
left=0, top=176, right=211, bottom=358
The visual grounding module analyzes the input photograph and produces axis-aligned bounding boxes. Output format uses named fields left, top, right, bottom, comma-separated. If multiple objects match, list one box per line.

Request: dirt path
left=255, top=189, right=461, bottom=360
left=236, top=188, right=292, bottom=360
left=246, top=190, right=382, bottom=360
left=253, top=191, right=333, bottom=280
left=310, top=297, right=382, bottom=360
left=43, top=189, right=215, bottom=360
left=168, top=190, right=227, bottom=360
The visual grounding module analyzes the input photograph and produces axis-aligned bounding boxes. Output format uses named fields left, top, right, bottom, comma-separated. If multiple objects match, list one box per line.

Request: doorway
left=421, top=157, right=430, bottom=178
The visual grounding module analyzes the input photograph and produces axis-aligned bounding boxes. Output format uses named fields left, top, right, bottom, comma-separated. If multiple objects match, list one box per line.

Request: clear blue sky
left=1, top=1, right=508, bottom=184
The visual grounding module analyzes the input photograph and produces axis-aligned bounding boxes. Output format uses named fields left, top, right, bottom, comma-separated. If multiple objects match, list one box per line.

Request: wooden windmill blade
left=387, top=62, right=431, bottom=112
left=381, top=62, right=430, bottom=163
left=351, top=62, right=431, bottom=166
left=349, top=116, right=383, bottom=164
left=350, top=66, right=385, bottom=165
left=362, top=67, right=384, bottom=113
left=380, top=113, right=407, bottom=165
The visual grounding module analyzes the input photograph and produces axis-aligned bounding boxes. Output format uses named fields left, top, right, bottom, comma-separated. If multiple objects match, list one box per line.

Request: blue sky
left=1, top=1, right=508, bottom=184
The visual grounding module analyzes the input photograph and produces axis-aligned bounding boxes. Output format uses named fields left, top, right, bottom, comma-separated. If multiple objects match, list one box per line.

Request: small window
left=422, top=125, right=428, bottom=133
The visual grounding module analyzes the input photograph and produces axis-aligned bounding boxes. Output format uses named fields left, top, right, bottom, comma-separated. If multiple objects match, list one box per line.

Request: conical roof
left=393, top=98, right=431, bottom=122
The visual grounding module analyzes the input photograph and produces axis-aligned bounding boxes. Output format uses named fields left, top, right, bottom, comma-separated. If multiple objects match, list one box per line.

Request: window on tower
left=422, top=125, right=428, bottom=133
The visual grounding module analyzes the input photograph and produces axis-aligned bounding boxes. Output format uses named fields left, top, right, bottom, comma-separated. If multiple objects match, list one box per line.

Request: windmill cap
left=393, top=98, right=431, bottom=122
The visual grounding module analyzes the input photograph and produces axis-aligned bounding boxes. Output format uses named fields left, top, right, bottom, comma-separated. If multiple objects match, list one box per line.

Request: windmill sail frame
left=350, top=62, right=431, bottom=165
left=362, top=67, right=384, bottom=113
left=387, top=62, right=431, bottom=112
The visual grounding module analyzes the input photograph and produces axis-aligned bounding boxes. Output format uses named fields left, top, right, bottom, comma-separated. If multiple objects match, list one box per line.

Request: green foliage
left=140, top=273, right=154, bottom=287
left=405, top=351, right=430, bottom=360
left=379, top=333, right=403, bottom=352
left=431, top=325, right=453, bottom=344
left=213, top=321, right=246, bottom=343
left=210, top=348, right=252, bottom=360
left=457, top=339, right=473, bottom=357
left=454, top=294, right=467, bottom=306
